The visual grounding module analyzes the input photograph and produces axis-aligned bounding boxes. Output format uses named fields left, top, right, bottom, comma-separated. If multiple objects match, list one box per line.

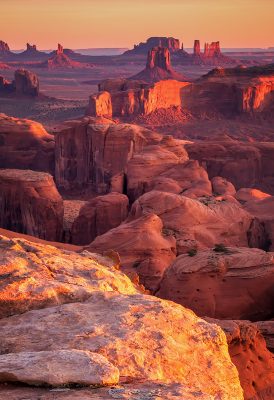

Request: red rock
left=256, top=321, right=274, bottom=352
left=44, top=44, right=93, bottom=70
left=211, top=176, right=236, bottom=196
left=130, top=191, right=261, bottom=253
left=14, top=69, right=39, bottom=96
left=124, top=37, right=181, bottom=55
left=0, top=40, right=10, bottom=55
left=208, top=319, right=274, bottom=400
left=87, top=79, right=190, bottom=118
left=193, top=40, right=201, bottom=55
left=55, top=118, right=161, bottom=192
left=0, top=169, right=63, bottom=241
left=0, top=114, right=54, bottom=174
left=88, top=214, right=176, bottom=291
left=71, top=192, right=129, bottom=245
left=156, top=247, right=274, bottom=320
left=129, top=47, right=186, bottom=83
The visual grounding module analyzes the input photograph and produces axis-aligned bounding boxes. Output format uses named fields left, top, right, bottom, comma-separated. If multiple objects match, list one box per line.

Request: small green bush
left=213, top=243, right=230, bottom=254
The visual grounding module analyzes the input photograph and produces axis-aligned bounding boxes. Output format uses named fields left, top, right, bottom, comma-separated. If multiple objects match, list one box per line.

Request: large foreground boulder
left=156, top=247, right=274, bottom=321
left=0, top=234, right=138, bottom=318
left=0, top=169, right=63, bottom=241
left=0, top=114, right=54, bottom=174
left=0, top=291, right=243, bottom=399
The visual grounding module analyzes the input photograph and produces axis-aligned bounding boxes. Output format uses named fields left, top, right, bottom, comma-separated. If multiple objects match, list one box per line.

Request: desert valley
left=0, top=3, right=274, bottom=399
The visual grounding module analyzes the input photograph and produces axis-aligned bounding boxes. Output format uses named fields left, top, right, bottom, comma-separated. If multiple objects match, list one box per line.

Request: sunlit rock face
left=55, top=118, right=161, bottom=191
left=208, top=319, right=274, bottom=400
left=156, top=247, right=274, bottom=321
left=0, top=234, right=138, bottom=318
left=0, top=114, right=54, bottom=174
left=0, top=170, right=63, bottom=242
left=87, top=79, right=190, bottom=118
left=129, top=190, right=263, bottom=254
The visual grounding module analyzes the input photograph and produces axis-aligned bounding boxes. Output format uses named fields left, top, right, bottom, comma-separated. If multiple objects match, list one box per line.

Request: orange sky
left=2, top=0, right=274, bottom=49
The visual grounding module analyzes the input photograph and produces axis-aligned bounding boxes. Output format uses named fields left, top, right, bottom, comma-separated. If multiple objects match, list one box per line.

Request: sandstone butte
left=0, top=234, right=244, bottom=400
left=43, top=43, right=93, bottom=69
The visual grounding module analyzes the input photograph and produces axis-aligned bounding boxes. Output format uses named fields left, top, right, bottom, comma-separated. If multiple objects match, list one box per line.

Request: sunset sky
left=2, top=0, right=274, bottom=50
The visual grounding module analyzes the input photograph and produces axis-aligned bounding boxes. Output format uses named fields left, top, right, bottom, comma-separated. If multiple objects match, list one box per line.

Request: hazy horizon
left=2, top=0, right=274, bottom=49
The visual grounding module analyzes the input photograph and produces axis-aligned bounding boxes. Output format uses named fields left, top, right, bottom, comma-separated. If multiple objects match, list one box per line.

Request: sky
left=1, top=0, right=274, bottom=50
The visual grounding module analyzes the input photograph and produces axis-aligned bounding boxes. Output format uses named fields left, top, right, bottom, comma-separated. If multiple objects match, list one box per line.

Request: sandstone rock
left=88, top=214, right=176, bottom=291
left=88, top=91, right=112, bottom=118
left=0, top=350, right=119, bottom=387
left=71, top=192, right=129, bottom=245
left=129, top=47, right=186, bottom=82
left=208, top=319, right=274, bottom=400
left=236, top=188, right=271, bottom=202
left=130, top=191, right=261, bottom=253
left=87, top=79, right=190, bottom=118
left=44, top=44, right=92, bottom=70
left=256, top=321, right=274, bottom=352
left=63, top=200, right=88, bottom=242
left=212, top=176, right=236, bottom=196
left=185, top=141, right=274, bottom=194
left=126, top=136, right=189, bottom=201
left=0, top=40, right=10, bottom=55
left=55, top=119, right=161, bottom=192
left=0, top=291, right=243, bottom=399
left=0, top=114, right=54, bottom=174
left=124, top=37, right=181, bottom=55
left=0, top=234, right=138, bottom=317
left=156, top=247, right=274, bottom=320
left=0, top=169, right=63, bottom=242
left=193, top=40, right=201, bottom=55
left=14, top=69, right=39, bottom=96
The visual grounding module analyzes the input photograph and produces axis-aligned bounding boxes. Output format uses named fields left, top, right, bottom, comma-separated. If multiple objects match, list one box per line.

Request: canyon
left=0, top=34, right=274, bottom=400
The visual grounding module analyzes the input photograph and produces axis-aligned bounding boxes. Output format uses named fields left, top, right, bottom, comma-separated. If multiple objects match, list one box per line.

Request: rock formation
left=0, top=236, right=244, bottom=399
left=0, top=114, right=55, bottom=174
left=194, top=40, right=201, bottom=56
left=0, top=40, right=11, bottom=57
left=14, top=69, right=39, bottom=96
left=209, top=319, right=274, bottom=400
left=123, top=37, right=181, bottom=55
left=0, top=69, right=39, bottom=97
left=156, top=247, right=274, bottom=320
left=0, top=170, right=63, bottom=242
left=71, top=192, right=129, bottom=245
left=44, top=43, right=93, bottom=69
left=88, top=214, right=176, bottom=291
left=130, top=191, right=263, bottom=255
left=129, top=47, right=186, bottom=82
left=256, top=320, right=274, bottom=352
left=87, top=79, right=190, bottom=118
left=55, top=118, right=161, bottom=192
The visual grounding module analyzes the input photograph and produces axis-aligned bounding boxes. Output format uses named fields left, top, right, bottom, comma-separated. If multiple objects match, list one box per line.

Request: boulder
left=0, top=234, right=138, bottom=318
left=0, top=291, right=243, bottom=399
left=0, top=114, right=54, bottom=174
left=71, top=192, right=129, bottom=245
left=0, top=169, right=63, bottom=242
left=88, top=214, right=176, bottom=291
left=156, top=247, right=274, bottom=321
left=0, top=350, right=119, bottom=387
left=211, top=176, right=236, bottom=196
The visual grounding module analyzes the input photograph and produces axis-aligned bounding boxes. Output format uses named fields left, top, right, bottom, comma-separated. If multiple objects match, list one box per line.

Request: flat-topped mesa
left=124, top=36, right=181, bottom=55
left=193, top=40, right=201, bottom=55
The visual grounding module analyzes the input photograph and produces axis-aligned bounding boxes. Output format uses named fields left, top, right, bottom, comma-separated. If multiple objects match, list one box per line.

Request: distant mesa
left=43, top=43, right=93, bottom=69
left=124, top=37, right=181, bottom=55
left=0, top=40, right=11, bottom=56
left=129, top=46, right=187, bottom=82
left=0, top=69, right=39, bottom=97
left=123, top=36, right=237, bottom=66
